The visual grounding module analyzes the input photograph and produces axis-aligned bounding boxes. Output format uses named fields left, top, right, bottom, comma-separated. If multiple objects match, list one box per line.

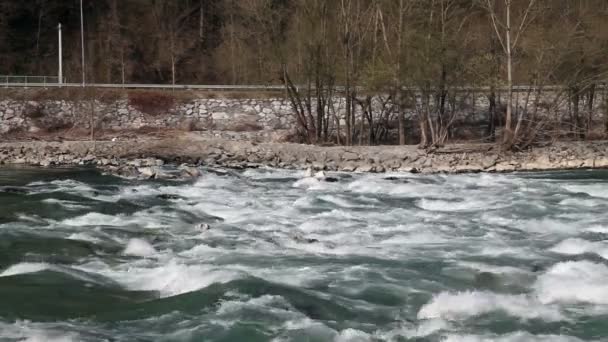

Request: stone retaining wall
left=0, top=90, right=606, bottom=141
left=0, top=96, right=295, bottom=134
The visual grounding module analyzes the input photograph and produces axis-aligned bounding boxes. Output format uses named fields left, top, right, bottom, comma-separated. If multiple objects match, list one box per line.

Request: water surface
left=1, top=167, right=607, bottom=341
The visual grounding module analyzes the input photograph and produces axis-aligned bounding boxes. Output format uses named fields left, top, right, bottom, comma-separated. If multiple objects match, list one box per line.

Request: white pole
left=58, top=23, right=63, bottom=85
left=80, top=0, right=86, bottom=87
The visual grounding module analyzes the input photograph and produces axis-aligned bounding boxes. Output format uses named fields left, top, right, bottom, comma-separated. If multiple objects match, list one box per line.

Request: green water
left=0, top=167, right=607, bottom=341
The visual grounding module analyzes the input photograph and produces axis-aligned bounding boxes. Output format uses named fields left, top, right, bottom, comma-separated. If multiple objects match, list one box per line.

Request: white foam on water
left=67, top=232, right=101, bottom=243
left=0, top=262, right=113, bottom=286
left=442, top=332, right=586, bottom=342
left=379, top=231, right=448, bottom=246
left=585, top=225, right=608, bottom=234
left=550, top=238, right=608, bottom=259
left=123, top=238, right=158, bottom=257
left=242, top=168, right=298, bottom=180
left=378, top=318, right=450, bottom=340
left=334, top=328, right=372, bottom=342
left=457, top=262, right=530, bottom=275
left=563, top=184, right=608, bottom=199
left=478, top=245, right=540, bottom=260
left=61, top=211, right=164, bottom=229
left=416, top=198, right=499, bottom=212
left=0, top=262, right=49, bottom=277
left=216, top=294, right=298, bottom=319
left=347, top=177, right=432, bottom=197
left=417, top=291, right=564, bottom=321
left=41, top=198, right=90, bottom=210
left=293, top=177, right=327, bottom=190
left=559, top=198, right=605, bottom=207
left=90, top=259, right=244, bottom=297
left=0, top=321, right=79, bottom=342
left=317, top=194, right=366, bottom=208
left=29, top=179, right=95, bottom=194
left=519, top=218, right=579, bottom=235
left=279, top=317, right=337, bottom=340
left=534, top=261, right=608, bottom=305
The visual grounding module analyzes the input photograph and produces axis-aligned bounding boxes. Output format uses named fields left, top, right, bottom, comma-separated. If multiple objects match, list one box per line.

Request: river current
left=0, top=167, right=607, bottom=341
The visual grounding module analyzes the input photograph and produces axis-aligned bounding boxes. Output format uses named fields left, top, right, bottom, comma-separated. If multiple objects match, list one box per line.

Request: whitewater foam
left=442, top=332, right=587, bottom=342
left=550, top=238, right=608, bottom=259
left=0, top=262, right=49, bottom=277
left=417, top=291, right=564, bottom=321
left=534, top=261, right=608, bottom=305
left=123, top=238, right=158, bottom=257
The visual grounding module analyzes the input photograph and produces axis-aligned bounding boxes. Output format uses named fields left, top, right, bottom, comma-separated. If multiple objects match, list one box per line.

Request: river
left=0, top=167, right=607, bottom=341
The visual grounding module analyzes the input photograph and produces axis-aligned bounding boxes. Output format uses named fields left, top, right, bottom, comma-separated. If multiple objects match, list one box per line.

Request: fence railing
left=0, top=76, right=605, bottom=93
left=1, top=75, right=67, bottom=87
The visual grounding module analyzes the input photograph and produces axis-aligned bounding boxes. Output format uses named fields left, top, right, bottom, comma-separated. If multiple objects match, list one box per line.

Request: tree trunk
left=398, top=93, right=406, bottom=145
left=503, top=1, right=514, bottom=146
left=488, top=88, right=497, bottom=141
left=199, top=0, right=204, bottom=42
left=587, top=83, right=595, bottom=137
left=572, top=88, right=581, bottom=139
left=605, top=84, right=608, bottom=134
left=229, top=8, right=237, bottom=85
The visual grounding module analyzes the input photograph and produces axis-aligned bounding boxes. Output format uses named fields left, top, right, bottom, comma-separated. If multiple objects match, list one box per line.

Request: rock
left=340, top=163, right=357, bottom=172
left=480, top=155, right=498, bottom=169
left=314, top=171, right=326, bottom=179
left=28, top=126, right=41, bottom=133
left=342, top=152, right=360, bottom=161
left=397, top=166, right=418, bottom=173
left=324, top=177, right=339, bottom=183
left=452, top=164, right=481, bottom=173
left=291, top=231, right=319, bottom=244
left=39, top=159, right=52, bottom=167
left=179, top=165, right=202, bottom=178
left=156, top=194, right=181, bottom=200
left=195, top=223, right=211, bottom=231
left=385, top=159, right=402, bottom=170
left=312, top=162, right=326, bottom=171
left=582, top=159, right=595, bottom=168
left=357, top=164, right=375, bottom=173
left=137, top=167, right=156, bottom=179
left=492, top=163, right=517, bottom=172
left=154, top=169, right=176, bottom=180
left=82, top=154, right=96, bottom=163
left=304, top=167, right=314, bottom=178
left=566, top=160, right=583, bottom=168
left=128, top=159, right=143, bottom=167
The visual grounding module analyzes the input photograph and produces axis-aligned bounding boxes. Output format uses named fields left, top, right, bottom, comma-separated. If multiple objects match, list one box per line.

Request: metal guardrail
left=0, top=76, right=605, bottom=93
left=1, top=75, right=67, bottom=87
left=1, top=78, right=285, bottom=91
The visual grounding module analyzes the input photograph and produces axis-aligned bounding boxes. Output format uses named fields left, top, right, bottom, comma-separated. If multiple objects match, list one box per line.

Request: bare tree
left=484, top=0, right=538, bottom=148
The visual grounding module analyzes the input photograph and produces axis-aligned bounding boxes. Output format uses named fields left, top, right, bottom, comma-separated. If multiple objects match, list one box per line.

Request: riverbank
left=1, top=133, right=607, bottom=177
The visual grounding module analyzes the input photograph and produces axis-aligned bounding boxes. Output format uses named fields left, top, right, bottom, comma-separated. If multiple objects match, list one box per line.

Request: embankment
left=1, top=133, right=607, bottom=176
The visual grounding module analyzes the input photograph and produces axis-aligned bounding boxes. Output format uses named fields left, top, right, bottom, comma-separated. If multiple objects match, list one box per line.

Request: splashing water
left=0, top=167, right=607, bottom=341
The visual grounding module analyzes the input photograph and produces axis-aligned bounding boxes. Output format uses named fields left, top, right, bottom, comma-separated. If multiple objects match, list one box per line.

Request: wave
left=417, top=291, right=564, bottom=321
left=534, top=261, right=608, bottom=305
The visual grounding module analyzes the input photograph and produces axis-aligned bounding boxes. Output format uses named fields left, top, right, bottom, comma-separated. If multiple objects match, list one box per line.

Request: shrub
left=128, top=91, right=175, bottom=116
left=23, top=103, right=45, bottom=119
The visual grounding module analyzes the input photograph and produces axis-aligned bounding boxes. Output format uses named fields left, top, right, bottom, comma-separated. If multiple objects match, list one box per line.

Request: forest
left=1, top=0, right=608, bottom=147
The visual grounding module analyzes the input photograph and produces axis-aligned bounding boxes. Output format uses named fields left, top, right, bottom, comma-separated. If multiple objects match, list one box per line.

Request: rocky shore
left=1, top=133, right=607, bottom=179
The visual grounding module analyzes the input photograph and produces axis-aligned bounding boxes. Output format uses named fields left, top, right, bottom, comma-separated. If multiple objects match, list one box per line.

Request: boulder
left=340, top=163, right=357, bottom=172
left=137, top=167, right=156, bottom=179
left=179, top=165, right=202, bottom=178
left=357, top=164, right=375, bottom=173
left=342, top=152, right=360, bottom=161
